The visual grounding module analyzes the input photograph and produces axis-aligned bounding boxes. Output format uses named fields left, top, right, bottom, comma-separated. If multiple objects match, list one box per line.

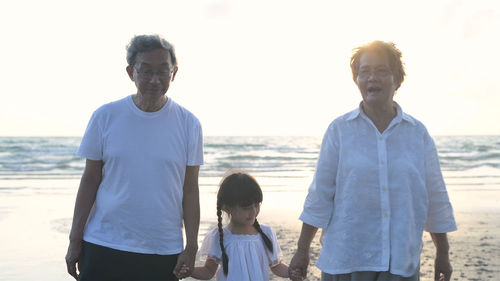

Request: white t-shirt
left=200, top=224, right=282, bottom=281
left=77, top=95, right=203, bottom=255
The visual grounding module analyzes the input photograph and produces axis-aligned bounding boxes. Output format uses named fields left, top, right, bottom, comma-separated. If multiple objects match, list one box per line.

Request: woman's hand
left=430, top=232, right=452, bottom=281
left=434, top=253, right=452, bottom=281
left=288, top=250, right=309, bottom=281
left=65, top=240, right=82, bottom=280
left=289, top=223, right=318, bottom=280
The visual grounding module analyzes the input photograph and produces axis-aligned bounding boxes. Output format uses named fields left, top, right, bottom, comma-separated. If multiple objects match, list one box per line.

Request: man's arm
left=289, top=222, right=318, bottom=281
left=173, top=165, right=200, bottom=278
left=65, top=159, right=103, bottom=280
left=430, top=232, right=452, bottom=281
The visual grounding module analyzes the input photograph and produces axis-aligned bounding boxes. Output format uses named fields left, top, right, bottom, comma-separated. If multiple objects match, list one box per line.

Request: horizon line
left=1, top=134, right=499, bottom=138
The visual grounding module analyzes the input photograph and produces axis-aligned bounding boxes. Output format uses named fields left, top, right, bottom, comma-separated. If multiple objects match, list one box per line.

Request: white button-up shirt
left=300, top=104, right=457, bottom=277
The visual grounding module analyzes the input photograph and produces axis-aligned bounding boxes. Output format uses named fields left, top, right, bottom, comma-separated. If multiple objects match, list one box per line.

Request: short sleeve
left=199, top=228, right=222, bottom=264
left=187, top=116, right=204, bottom=166
left=77, top=110, right=103, bottom=160
left=423, top=131, right=457, bottom=233
left=262, top=225, right=282, bottom=267
left=299, top=122, right=339, bottom=228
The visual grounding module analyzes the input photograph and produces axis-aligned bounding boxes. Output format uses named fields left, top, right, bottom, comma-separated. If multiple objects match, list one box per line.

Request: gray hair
left=126, top=34, right=177, bottom=69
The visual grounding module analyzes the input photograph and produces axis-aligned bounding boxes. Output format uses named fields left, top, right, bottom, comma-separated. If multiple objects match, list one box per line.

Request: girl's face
left=227, top=202, right=260, bottom=227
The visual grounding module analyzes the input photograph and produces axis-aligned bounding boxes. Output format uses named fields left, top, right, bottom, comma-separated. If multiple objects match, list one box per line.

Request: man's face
left=127, top=48, right=177, bottom=99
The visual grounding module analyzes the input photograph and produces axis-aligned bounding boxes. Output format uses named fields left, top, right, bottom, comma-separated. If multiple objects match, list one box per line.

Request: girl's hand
left=177, top=264, right=190, bottom=278
left=173, top=245, right=197, bottom=279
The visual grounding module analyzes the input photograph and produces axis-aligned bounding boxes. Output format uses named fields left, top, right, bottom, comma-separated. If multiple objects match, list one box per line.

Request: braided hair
left=216, top=171, right=273, bottom=276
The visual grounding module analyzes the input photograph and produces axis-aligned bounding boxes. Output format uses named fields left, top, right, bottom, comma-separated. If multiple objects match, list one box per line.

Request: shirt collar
left=345, top=106, right=361, bottom=121
left=346, top=102, right=416, bottom=126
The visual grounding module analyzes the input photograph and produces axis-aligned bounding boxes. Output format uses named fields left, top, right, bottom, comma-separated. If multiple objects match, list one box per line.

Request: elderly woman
left=65, top=34, right=203, bottom=281
left=289, top=41, right=457, bottom=281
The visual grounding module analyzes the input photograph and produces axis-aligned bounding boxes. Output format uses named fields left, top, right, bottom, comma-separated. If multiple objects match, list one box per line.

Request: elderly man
left=65, top=34, right=203, bottom=281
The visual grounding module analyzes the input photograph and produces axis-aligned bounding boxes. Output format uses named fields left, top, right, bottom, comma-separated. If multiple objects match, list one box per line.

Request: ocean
left=0, top=136, right=499, bottom=281
left=1, top=135, right=499, bottom=194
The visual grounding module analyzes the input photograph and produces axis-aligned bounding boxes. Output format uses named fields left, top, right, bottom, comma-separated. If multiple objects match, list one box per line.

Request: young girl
left=190, top=171, right=289, bottom=280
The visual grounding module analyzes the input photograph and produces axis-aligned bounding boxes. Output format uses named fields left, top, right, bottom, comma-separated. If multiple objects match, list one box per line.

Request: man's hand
left=65, top=240, right=82, bottom=280
left=288, top=249, right=309, bottom=281
left=434, top=253, right=452, bottom=281
left=66, top=159, right=102, bottom=279
left=173, top=245, right=197, bottom=279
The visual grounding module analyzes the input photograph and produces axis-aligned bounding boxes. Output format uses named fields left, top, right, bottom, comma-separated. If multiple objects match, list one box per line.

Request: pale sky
left=1, top=0, right=499, bottom=136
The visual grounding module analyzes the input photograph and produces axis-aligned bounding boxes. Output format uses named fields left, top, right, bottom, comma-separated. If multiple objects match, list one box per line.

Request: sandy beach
left=1, top=184, right=499, bottom=280
left=189, top=189, right=500, bottom=281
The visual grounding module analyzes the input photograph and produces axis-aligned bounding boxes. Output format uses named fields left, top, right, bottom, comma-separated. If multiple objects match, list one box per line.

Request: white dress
left=199, top=224, right=282, bottom=281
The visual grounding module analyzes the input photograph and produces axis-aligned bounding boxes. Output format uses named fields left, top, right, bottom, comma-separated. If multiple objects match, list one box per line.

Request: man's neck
left=132, top=94, right=167, bottom=112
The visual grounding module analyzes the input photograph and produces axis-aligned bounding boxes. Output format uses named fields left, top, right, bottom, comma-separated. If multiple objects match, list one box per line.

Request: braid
left=253, top=219, right=273, bottom=253
left=217, top=205, right=229, bottom=275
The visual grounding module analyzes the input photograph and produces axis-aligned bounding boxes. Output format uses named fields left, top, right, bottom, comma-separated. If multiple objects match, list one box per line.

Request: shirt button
left=384, top=213, right=389, bottom=218
left=380, top=160, right=385, bottom=165
left=382, top=187, right=387, bottom=192
left=379, top=136, right=383, bottom=141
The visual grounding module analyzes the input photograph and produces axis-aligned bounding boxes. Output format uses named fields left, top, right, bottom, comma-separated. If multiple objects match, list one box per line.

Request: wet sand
left=0, top=188, right=499, bottom=280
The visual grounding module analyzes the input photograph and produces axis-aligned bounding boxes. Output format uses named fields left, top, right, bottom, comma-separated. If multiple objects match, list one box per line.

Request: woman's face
left=356, top=51, right=397, bottom=108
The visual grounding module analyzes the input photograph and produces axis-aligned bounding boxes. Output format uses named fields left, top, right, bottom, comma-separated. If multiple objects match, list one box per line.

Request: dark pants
left=78, top=241, right=179, bottom=281
left=321, top=270, right=420, bottom=281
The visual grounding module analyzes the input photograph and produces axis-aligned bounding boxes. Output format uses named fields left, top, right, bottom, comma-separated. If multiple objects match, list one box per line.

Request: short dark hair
left=126, top=34, right=177, bottom=69
left=350, top=40, right=406, bottom=90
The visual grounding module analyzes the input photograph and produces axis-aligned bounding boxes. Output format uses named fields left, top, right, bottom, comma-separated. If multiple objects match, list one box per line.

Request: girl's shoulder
left=206, top=227, right=222, bottom=237
left=200, top=227, right=223, bottom=262
left=257, top=223, right=274, bottom=232
left=205, top=227, right=231, bottom=239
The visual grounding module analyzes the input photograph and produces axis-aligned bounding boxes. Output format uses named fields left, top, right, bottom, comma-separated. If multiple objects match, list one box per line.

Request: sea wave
left=0, top=136, right=498, bottom=183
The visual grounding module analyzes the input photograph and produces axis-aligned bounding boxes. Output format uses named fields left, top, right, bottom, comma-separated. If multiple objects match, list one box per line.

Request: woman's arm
left=423, top=132, right=456, bottom=281
left=271, top=262, right=289, bottom=278
left=191, top=259, right=219, bottom=280
left=65, top=159, right=103, bottom=279
left=430, top=232, right=452, bottom=281
left=288, top=223, right=318, bottom=280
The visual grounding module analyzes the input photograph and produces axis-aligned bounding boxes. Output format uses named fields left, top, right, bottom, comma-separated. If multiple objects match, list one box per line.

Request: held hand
left=65, top=240, right=82, bottom=280
left=434, top=253, right=452, bottom=281
left=289, top=250, right=309, bottom=281
left=173, top=246, right=197, bottom=279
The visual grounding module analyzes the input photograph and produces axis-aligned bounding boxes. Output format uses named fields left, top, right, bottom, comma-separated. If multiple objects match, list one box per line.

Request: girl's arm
left=271, top=262, right=289, bottom=278
left=191, top=259, right=219, bottom=280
